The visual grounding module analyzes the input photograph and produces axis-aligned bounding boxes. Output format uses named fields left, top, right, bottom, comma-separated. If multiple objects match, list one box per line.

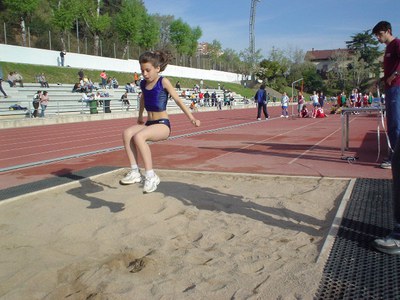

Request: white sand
left=0, top=170, right=349, bottom=299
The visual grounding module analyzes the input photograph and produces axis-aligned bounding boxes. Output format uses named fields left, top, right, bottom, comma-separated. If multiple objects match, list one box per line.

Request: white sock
left=131, top=164, right=139, bottom=172
left=145, top=169, right=155, bottom=178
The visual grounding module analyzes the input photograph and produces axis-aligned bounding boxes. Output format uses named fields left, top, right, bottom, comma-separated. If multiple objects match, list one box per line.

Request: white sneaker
left=120, top=169, right=142, bottom=185
left=257, top=118, right=261, bottom=120
left=143, top=174, right=160, bottom=193
left=280, top=115, right=284, bottom=118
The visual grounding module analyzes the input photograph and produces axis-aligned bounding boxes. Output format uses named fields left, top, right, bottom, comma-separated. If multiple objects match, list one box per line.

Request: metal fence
left=1, top=22, right=237, bottom=72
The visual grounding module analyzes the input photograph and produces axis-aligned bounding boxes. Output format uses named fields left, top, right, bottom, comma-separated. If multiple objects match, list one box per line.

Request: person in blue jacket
left=255, top=84, right=269, bottom=120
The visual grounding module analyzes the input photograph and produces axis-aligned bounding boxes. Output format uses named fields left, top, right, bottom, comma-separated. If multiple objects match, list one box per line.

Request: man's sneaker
left=257, top=118, right=261, bottom=121
left=372, top=234, right=400, bottom=255
left=143, top=174, right=160, bottom=193
left=380, top=161, right=392, bottom=169
left=120, top=170, right=142, bottom=185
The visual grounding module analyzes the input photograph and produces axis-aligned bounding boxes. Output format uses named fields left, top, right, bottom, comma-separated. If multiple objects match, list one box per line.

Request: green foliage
left=169, top=19, right=192, bottom=55
left=51, top=0, right=82, bottom=32
left=114, top=0, right=146, bottom=44
left=346, top=30, right=382, bottom=79
left=138, top=14, right=160, bottom=49
left=302, top=68, right=324, bottom=93
left=189, top=26, right=202, bottom=56
left=84, top=5, right=111, bottom=34
left=3, top=0, right=40, bottom=16
left=346, top=30, right=381, bottom=68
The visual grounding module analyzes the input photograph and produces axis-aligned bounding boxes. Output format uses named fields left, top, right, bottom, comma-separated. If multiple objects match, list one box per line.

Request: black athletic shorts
left=145, top=118, right=171, bottom=133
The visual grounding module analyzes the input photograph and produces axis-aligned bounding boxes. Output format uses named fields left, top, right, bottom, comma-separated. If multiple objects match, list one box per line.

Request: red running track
left=0, top=106, right=391, bottom=190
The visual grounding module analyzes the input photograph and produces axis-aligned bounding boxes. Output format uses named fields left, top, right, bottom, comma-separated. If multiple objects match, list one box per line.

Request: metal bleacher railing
left=0, top=83, right=251, bottom=121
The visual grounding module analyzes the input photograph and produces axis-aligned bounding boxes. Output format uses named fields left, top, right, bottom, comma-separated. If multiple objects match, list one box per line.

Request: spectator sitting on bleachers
left=125, top=82, right=135, bottom=93
left=7, top=72, right=15, bottom=87
left=72, top=82, right=84, bottom=93
left=81, top=92, right=93, bottom=106
left=120, top=91, right=130, bottom=111
left=85, top=78, right=97, bottom=92
left=38, top=73, right=49, bottom=88
left=190, top=99, right=198, bottom=112
left=111, top=77, right=119, bottom=89
left=13, top=71, right=24, bottom=87
left=106, top=77, right=113, bottom=89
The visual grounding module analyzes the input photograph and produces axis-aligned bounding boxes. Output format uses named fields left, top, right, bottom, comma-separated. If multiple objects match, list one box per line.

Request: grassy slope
left=1, top=62, right=310, bottom=101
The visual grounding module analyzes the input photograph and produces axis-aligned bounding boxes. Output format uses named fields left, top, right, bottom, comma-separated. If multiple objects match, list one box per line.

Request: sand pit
left=0, top=169, right=349, bottom=299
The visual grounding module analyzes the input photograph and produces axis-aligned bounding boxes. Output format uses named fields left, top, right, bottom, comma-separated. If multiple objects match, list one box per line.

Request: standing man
left=100, top=70, right=107, bottom=89
left=255, top=84, right=269, bottom=120
left=60, top=50, right=66, bottom=67
left=372, top=21, right=400, bottom=254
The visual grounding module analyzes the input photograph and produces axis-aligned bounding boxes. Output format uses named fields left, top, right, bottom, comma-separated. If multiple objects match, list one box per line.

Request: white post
left=291, top=78, right=303, bottom=118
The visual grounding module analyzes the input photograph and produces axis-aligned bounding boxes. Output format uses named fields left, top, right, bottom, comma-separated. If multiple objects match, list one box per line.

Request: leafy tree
left=219, top=48, right=242, bottom=72
left=187, top=26, right=202, bottom=67
left=327, top=50, right=351, bottom=92
left=169, top=19, right=201, bottom=66
left=169, top=18, right=192, bottom=62
left=207, top=40, right=222, bottom=70
left=346, top=30, right=381, bottom=71
left=347, top=51, right=370, bottom=90
left=137, top=14, right=159, bottom=50
left=114, top=0, right=147, bottom=58
left=302, top=66, right=324, bottom=93
left=240, top=47, right=263, bottom=77
left=3, top=0, right=41, bottom=46
left=151, top=14, right=175, bottom=50
left=81, top=0, right=112, bottom=55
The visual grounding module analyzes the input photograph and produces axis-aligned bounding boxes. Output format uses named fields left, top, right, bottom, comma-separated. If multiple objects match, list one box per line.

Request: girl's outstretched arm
left=162, top=77, right=200, bottom=127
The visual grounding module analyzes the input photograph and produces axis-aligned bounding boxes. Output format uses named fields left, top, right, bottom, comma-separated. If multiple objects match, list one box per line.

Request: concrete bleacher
left=0, top=83, right=252, bottom=128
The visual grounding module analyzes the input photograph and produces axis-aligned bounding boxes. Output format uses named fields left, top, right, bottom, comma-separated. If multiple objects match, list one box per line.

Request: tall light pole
left=249, top=0, right=260, bottom=79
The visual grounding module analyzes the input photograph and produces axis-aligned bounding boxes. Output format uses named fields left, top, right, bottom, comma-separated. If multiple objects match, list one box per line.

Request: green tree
left=346, top=30, right=381, bottom=70
left=302, top=66, right=324, bottom=93
left=207, top=40, right=222, bottom=70
left=169, top=18, right=192, bottom=65
left=152, top=14, right=175, bottom=50
left=240, top=47, right=263, bottom=77
left=137, top=14, right=160, bottom=50
left=81, top=0, right=112, bottom=56
left=219, top=48, right=242, bottom=72
left=114, top=0, right=147, bottom=59
left=3, top=0, right=41, bottom=46
left=187, top=26, right=202, bottom=67
left=51, top=0, right=85, bottom=50
left=347, top=51, right=370, bottom=90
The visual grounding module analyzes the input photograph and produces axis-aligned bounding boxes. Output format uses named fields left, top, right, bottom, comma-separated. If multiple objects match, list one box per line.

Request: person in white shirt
left=281, top=92, right=289, bottom=118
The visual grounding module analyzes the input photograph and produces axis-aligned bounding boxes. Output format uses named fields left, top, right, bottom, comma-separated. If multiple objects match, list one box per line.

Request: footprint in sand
left=127, top=258, right=146, bottom=273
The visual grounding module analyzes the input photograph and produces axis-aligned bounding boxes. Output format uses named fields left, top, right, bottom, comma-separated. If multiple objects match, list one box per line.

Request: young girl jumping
left=121, top=50, right=201, bottom=193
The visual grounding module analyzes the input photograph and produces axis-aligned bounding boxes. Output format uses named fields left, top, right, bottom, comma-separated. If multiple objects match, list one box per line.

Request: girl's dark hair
left=260, top=84, right=266, bottom=89
left=139, top=50, right=172, bottom=72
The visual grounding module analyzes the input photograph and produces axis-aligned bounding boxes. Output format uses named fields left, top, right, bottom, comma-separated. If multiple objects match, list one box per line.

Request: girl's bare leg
left=122, top=125, right=145, bottom=166
left=133, top=124, right=170, bottom=171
